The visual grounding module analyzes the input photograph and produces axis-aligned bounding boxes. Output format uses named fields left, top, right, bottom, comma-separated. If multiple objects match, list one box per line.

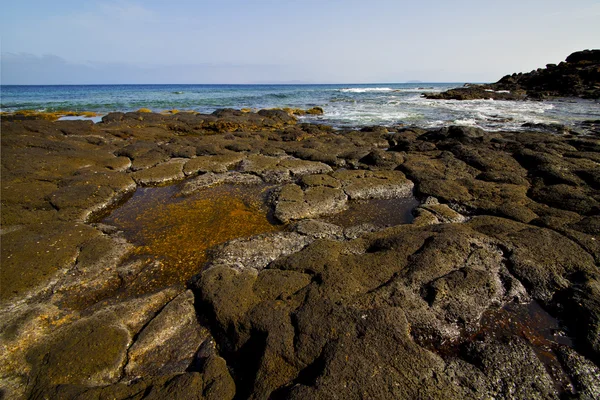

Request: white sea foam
left=453, top=118, right=478, bottom=126
left=340, top=88, right=395, bottom=93
left=485, top=89, right=511, bottom=93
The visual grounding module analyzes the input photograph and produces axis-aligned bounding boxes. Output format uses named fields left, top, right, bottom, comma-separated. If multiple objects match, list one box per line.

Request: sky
left=1, top=0, right=599, bottom=84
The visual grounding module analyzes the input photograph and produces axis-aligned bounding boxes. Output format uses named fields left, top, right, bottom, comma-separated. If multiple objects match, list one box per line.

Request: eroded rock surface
left=1, top=111, right=599, bottom=399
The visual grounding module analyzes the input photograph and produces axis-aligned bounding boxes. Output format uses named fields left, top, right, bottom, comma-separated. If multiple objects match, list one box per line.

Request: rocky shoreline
left=425, top=49, right=600, bottom=100
left=1, top=108, right=599, bottom=399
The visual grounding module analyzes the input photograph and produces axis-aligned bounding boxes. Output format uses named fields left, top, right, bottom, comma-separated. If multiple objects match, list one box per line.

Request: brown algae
left=102, top=183, right=281, bottom=293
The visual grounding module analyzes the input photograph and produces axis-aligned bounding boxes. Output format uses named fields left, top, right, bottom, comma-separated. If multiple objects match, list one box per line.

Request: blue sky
left=1, top=0, right=599, bottom=84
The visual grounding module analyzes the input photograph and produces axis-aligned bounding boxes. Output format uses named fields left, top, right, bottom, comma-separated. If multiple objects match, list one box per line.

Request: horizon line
left=1, top=82, right=475, bottom=86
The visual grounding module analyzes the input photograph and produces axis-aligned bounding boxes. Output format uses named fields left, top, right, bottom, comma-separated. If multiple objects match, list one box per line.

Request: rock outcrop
left=1, top=112, right=599, bottom=399
left=426, top=49, right=600, bottom=100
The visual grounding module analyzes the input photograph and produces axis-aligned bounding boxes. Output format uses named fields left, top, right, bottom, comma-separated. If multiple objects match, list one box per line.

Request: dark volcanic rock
left=192, top=218, right=600, bottom=399
left=2, top=111, right=600, bottom=400
left=124, top=290, right=210, bottom=378
left=426, top=49, right=600, bottom=100
left=425, top=86, right=527, bottom=101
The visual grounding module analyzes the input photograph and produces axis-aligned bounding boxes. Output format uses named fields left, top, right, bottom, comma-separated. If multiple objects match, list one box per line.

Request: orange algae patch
left=2, top=110, right=99, bottom=121
left=103, top=184, right=280, bottom=294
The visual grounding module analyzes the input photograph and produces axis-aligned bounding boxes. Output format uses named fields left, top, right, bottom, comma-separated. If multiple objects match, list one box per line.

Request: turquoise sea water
left=2, top=84, right=598, bottom=130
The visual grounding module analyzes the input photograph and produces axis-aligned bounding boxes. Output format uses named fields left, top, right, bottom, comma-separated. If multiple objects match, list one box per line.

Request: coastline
left=1, top=108, right=599, bottom=399
left=4, top=82, right=599, bottom=133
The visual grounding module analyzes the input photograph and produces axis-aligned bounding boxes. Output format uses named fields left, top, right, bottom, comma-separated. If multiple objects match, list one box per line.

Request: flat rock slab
left=180, top=172, right=264, bottom=195
left=274, top=184, right=348, bottom=222
left=130, top=158, right=187, bottom=185
left=272, top=170, right=415, bottom=222
left=0, top=222, right=101, bottom=303
left=239, top=154, right=332, bottom=183
left=125, top=290, right=210, bottom=378
left=48, top=172, right=136, bottom=222
left=206, top=232, right=311, bottom=272
left=333, top=169, right=415, bottom=200
left=26, top=313, right=130, bottom=388
left=183, top=153, right=245, bottom=176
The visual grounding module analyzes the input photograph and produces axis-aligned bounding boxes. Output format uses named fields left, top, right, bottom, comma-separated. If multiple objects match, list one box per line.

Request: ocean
left=2, top=83, right=599, bottom=131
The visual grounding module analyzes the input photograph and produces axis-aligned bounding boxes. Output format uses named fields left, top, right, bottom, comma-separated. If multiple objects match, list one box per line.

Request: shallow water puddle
left=100, top=182, right=419, bottom=297
left=323, top=196, right=419, bottom=228
left=475, top=301, right=575, bottom=394
left=416, top=300, right=577, bottom=395
left=102, top=183, right=281, bottom=294
left=477, top=301, right=573, bottom=348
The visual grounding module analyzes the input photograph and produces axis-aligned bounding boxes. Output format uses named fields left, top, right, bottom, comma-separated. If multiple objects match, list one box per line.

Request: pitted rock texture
left=1, top=112, right=599, bottom=399
left=271, top=170, right=414, bottom=223
left=193, top=218, right=599, bottom=399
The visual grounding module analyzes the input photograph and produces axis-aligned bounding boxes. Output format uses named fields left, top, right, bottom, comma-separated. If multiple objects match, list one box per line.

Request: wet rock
left=464, top=337, right=559, bottom=399
left=560, top=278, right=600, bottom=363
left=496, top=201, right=538, bottom=223
left=141, top=367, right=235, bottom=400
left=417, top=202, right=468, bottom=224
left=522, top=122, right=575, bottom=135
left=556, top=346, right=600, bottom=398
left=424, top=86, right=527, bottom=100
left=420, top=125, right=488, bottom=143
left=424, top=266, right=504, bottom=326
left=419, top=177, right=530, bottom=216
left=2, top=111, right=600, bottom=399
left=411, top=207, right=442, bottom=226
left=568, top=215, right=600, bottom=235
left=180, top=172, right=264, bottom=195
left=305, top=106, right=324, bottom=115
left=514, top=148, right=588, bottom=186
left=1, top=179, right=59, bottom=226
left=360, top=125, right=389, bottom=134
left=125, top=290, right=210, bottom=378
left=528, top=202, right=583, bottom=229
left=161, top=142, right=197, bottom=158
